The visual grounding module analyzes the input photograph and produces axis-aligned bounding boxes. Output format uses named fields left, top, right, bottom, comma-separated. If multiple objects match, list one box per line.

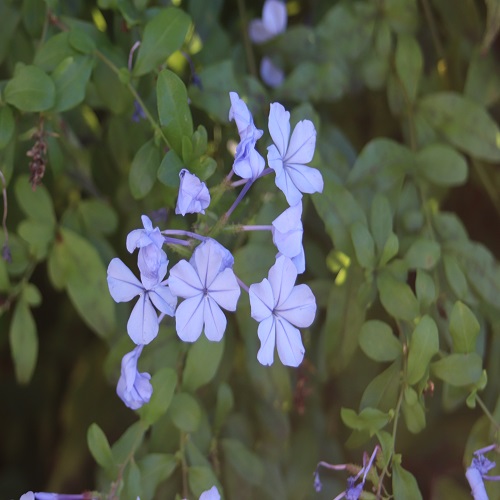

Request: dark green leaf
left=359, top=320, right=402, bottom=362
left=377, top=271, right=419, bottom=322
left=87, top=422, right=115, bottom=469
left=133, top=7, right=191, bottom=76
left=416, top=144, right=468, bottom=187
left=360, top=360, right=401, bottom=412
left=183, top=336, right=225, bottom=392
left=18, top=219, right=54, bottom=260
left=214, top=383, right=234, bottom=433
left=417, top=92, right=500, bottom=162
left=112, top=422, right=146, bottom=465
left=340, top=407, right=392, bottom=435
left=481, top=0, right=500, bottom=52
left=431, top=353, right=483, bottom=386
left=9, top=299, right=38, bottom=384
left=15, top=175, right=56, bottom=227
left=157, top=69, right=193, bottom=156
left=395, top=34, right=422, bottom=102
left=139, top=367, right=177, bottom=426
left=129, top=139, right=160, bottom=199
left=34, top=32, right=75, bottom=72
left=350, top=222, right=376, bottom=269
left=78, top=200, right=118, bottom=235
left=370, top=194, right=393, bottom=255
left=415, top=270, right=436, bottom=310
left=157, top=149, right=185, bottom=188
left=402, top=388, right=426, bottom=433
left=52, top=55, right=93, bottom=112
left=0, top=106, right=15, bottom=149
left=404, top=238, right=441, bottom=270
left=139, top=454, right=177, bottom=500
left=188, top=466, right=220, bottom=498
left=168, top=392, right=201, bottom=433
left=449, top=301, right=480, bottom=354
left=464, top=51, right=500, bottom=107
left=68, top=27, right=96, bottom=54
left=443, top=254, right=468, bottom=299
left=392, top=456, right=423, bottom=500
left=221, top=438, right=264, bottom=486
left=406, top=315, right=439, bottom=385
left=4, top=64, right=55, bottom=112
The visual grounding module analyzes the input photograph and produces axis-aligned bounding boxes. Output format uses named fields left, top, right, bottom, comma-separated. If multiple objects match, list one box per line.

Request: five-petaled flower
left=249, top=255, right=316, bottom=367
left=168, top=239, right=241, bottom=342
left=229, top=92, right=265, bottom=179
left=272, top=202, right=305, bottom=273
left=267, top=102, right=323, bottom=206
left=107, top=258, right=176, bottom=345
left=176, top=169, right=211, bottom=216
left=249, top=0, right=287, bottom=44
left=116, top=345, right=153, bottom=410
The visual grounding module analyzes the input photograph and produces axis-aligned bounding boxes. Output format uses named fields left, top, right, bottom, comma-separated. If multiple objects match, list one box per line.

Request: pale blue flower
left=249, top=255, right=316, bottom=367
left=199, top=486, right=220, bottom=500
left=126, top=215, right=164, bottom=253
left=267, top=102, right=323, bottom=206
left=229, top=92, right=265, bottom=179
left=168, top=239, right=240, bottom=342
left=107, top=257, right=176, bottom=344
left=260, top=57, right=284, bottom=88
left=272, top=202, right=305, bottom=273
left=116, top=345, right=153, bottom=410
left=175, top=169, right=211, bottom=216
left=249, top=0, right=287, bottom=44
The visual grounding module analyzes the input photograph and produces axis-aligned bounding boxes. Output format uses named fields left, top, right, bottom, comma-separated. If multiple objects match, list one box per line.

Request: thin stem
left=162, top=229, right=207, bottom=241
left=236, top=0, right=258, bottom=79
left=231, top=178, right=247, bottom=187
left=420, top=0, right=446, bottom=61
left=236, top=275, right=250, bottom=293
left=240, top=224, right=273, bottom=231
left=128, top=41, right=140, bottom=71
left=222, top=179, right=254, bottom=222
left=476, top=395, right=500, bottom=433
left=93, top=50, right=169, bottom=147
left=163, top=236, right=191, bottom=246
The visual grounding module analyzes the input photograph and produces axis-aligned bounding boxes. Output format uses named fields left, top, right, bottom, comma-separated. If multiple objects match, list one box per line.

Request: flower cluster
left=107, top=92, right=323, bottom=410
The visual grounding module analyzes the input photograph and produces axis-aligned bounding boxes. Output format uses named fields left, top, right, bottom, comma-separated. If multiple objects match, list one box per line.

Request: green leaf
left=379, top=233, right=399, bottom=267
left=392, top=456, right=423, bottom=500
left=4, top=64, right=55, bottom=112
left=359, top=320, right=402, bottom=362
left=214, top=383, right=234, bottom=433
left=417, top=92, right=500, bottom=162
left=188, top=466, right=220, bottom=498
left=68, top=27, right=96, bottom=54
left=22, top=283, right=41, bottom=306
left=52, top=55, right=93, bottom=112
left=416, top=144, right=468, bottom=187
left=183, top=336, right=224, bottom=392
left=18, top=219, right=54, bottom=260
left=139, top=367, right=177, bottom=426
left=404, top=238, right=441, bottom=270
left=53, top=228, right=115, bottom=337
left=431, top=353, right=483, bottom=386
left=360, top=360, right=401, bottom=412
left=0, top=105, right=14, bottom=149
left=157, top=69, right=193, bottom=156
left=402, top=388, right=426, bottom=433
left=129, top=139, right=160, bottom=199
left=350, top=222, right=376, bottom=269
left=168, top=392, right=201, bottom=433
left=481, top=0, right=500, bottom=52
left=443, top=254, right=468, bottom=299
left=133, top=7, right=191, bottom=76
left=124, top=461, right=141, bottom=500
left=395, top=34, right=423, bottom=102
left=157, top=149, right=185, bottom=188
left=370, top=194, right=393, bottom=254
left=221, top=438, right=264, bottom=486
left=112, top=422, right=146, bottom=465
left=384, top=0, right=418, bottom=34
left=87, top=422, right=115, bottom=469
left=9, top=299, right=38, bottom=384
left=449, top=301, right=480, bottom=354
left=139, top=454, right=177, bottom=500
left=406, top=315, right=439, bottom=385
left=377, top=271, right=419, bottom=322
left=78, top=200, right=118, bottom=235
left=0, top=3, right=20, bottom=66
left=415, top=270, right=437, bottom=310
left=15, top=175, right=56, bottom=227
left=464, top=51, right=500, bottom=107
left=340, top=407, right=392, bottom=435
left=34, top=32, right=75, bottom=72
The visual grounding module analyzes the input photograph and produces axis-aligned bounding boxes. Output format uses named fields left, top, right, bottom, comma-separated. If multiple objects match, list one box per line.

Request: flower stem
left=236, top=275, right=250, bottom=293
left=240, top=225, right=273, bottom=231
left=222, top=179, right=254, bottom=222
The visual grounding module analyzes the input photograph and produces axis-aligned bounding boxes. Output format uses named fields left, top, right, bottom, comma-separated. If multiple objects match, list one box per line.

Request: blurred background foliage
left=2, top=0, right=500, bottom=498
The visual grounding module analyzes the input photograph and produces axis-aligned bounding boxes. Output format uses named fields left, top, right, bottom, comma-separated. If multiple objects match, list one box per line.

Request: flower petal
left=272, top=203, right=303, bottom=257
left=175, top=169, right=211, bottom=216
left=268, top=102, right=290, bottom=158
left=257, top=316, right=276, bottom=366
left=175, top=295, right=204, bottom=342
left=138, top=245, right=168, bottom=289
left=260, top=57, right=285, bottom=88
left=229, top=92, right=254, bottom=137
left=249, top=278, right=274, bottom=322
left=107, top=258, right=143, bottom=302
left=275, top=317, right=304, bottom=367
left=285, top=120, right=316, bottom=165
left=286, top=163, right=324, bottom=195
left=267, top=144, right=284, bottom=177
left=127, top=294, right=159, bottom=345
left=274, top=169, right=303, bottom=206
left=199, top=486, right=221, bottom=500
left=149, top=283, right=177, bottom=316
left=268, top=255, right=297, bottom=307
left=262, top=0, right=287, bottom=35
left=277, top=283, right=316, bottom=327
left=209, top=268, right=241, bottom=311
left=194, top=239, right=224, bottom=289
left=169, top=260, right=203, bottom=298
left=204, top=297, right=227, bottom=341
